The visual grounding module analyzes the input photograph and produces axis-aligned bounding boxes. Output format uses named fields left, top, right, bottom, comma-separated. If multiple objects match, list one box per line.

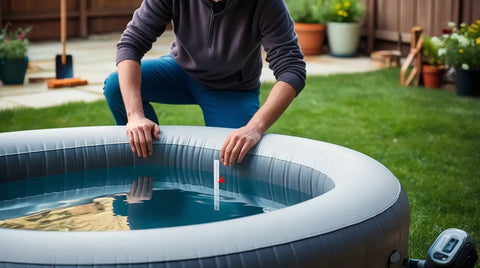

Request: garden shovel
left=55, top=0, right=73, bottom=79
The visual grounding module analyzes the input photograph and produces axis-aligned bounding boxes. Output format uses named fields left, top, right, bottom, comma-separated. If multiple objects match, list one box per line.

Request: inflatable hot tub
left=0, top=126, right=410, bottom=267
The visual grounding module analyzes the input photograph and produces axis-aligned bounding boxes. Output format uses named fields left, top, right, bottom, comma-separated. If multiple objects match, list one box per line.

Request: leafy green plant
left=422, top=35, right=444, bottom=66
left=441, top=21, right=480, bottom=70
left=0, top=23, right=32, bottom=60
left=284, top=0, right=325, bottom=24
left=322, top=0, right=365, bottom=23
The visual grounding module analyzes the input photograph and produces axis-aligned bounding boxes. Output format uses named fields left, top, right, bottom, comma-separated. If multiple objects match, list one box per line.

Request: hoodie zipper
left=208, top=11, right=218, bottom=48
left=207, top=0, right=229, bottom=48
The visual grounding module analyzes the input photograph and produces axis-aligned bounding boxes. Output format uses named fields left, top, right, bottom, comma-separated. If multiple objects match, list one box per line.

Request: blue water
left=112, top=187, right=265, bottom=229
left=0, top=165, right=312, bottom=231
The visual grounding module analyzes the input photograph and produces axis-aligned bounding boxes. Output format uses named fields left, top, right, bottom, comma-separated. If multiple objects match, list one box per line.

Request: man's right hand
left=126, top=116, right=160, bottom=158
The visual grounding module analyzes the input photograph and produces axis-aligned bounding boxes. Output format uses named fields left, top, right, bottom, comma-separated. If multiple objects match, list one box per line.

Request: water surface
left=0, top=165, right=311, bottom=231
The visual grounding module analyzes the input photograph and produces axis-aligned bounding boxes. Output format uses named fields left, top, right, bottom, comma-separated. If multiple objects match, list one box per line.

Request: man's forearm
left=118, top=59, right=160, bottom=159
left=220, top=80, right=297, bottom=166
left=117, top=59, right=144, bottom=120
left=246, top=80, right=297, bottom=134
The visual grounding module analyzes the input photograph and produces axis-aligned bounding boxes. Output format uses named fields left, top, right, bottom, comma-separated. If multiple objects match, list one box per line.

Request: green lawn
left=1, top=67, right=479, bottom=261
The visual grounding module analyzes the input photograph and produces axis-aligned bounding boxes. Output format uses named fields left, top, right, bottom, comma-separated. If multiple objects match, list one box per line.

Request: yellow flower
left=472, top=23, right=478, bottom=29
left=468, top=28, right=477, bottom=33
left=477, top=20, right=480, bottom=24
left=337, top=10, right=348, bottom=17
left=344, top=1, right=350, bottom=8
left=476, top=37, right=480, bottom=45
left=459, top=49, right=464, bottom=53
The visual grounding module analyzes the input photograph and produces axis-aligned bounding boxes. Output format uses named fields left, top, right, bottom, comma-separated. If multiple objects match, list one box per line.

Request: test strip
left=214, top=159, right=220, bottom=211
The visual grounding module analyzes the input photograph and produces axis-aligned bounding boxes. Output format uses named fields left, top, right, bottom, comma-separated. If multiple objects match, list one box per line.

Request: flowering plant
left=285, top=0, right=325, bottom=24
left=0, top=23, right=32, bottom=60
left=322, top=0, right=365, bottom=23
left=422, top=35, right=444, bottom=66
left=440, top=21, right=480, bottom=70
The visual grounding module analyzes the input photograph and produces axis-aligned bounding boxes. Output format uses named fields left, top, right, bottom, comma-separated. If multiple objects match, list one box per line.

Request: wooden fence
left=364, top=0, right=480, bottom=52
left=0, top=0, right=142, bottom=40
left=1, top=0, right=479, bottom=51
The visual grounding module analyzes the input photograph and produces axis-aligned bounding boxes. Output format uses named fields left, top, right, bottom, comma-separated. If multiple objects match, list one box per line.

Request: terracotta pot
left=294, top=23, right=326, bottom=55
left=422, top=65, right=445, bottom=89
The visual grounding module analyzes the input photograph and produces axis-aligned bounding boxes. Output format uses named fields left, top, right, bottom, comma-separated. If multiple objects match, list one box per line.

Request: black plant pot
left=455, top=68, right=480, bottom=97
left=0, top=56, right=29, bottom=85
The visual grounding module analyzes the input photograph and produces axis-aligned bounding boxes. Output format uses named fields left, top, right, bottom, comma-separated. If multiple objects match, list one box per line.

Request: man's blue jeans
left=104, top=55, right=260, bottom=128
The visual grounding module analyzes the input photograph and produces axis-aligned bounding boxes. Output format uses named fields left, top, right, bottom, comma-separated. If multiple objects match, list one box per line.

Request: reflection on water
left=0, top=188, right=264, bottom=231
left=0, top=165, right=313, bottom=232
left=114, top=188, right=265, bottom=230
left=0, top=197, right=129, bottom=231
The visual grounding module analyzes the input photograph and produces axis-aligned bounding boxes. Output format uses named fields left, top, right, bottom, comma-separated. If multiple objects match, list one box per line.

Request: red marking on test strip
left=219, top=176, right=225, bottom=183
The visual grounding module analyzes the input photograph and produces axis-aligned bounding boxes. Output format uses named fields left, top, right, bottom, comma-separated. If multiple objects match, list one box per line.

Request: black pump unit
left=405, top=228, right=478, bottom=268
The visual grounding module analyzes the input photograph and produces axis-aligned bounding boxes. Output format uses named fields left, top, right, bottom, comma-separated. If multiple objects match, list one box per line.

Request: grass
left=1, top=67, right=479, bottom=261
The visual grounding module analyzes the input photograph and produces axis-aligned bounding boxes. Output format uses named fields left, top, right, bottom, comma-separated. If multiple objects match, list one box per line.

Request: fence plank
left=0, top=1, right=3, bottom=29
left=79, top=0, right=87, bottom=37
left=462, top=0, right=480, bottom=24
left=367, top=0, right=376, bottom=52
left=474, top=0, right=480, bottom=22
left=374, top=0, right=462, bottom=42
left=0, top=0, right=140, bottom=40
left=88, top=0, right=141, bottom=10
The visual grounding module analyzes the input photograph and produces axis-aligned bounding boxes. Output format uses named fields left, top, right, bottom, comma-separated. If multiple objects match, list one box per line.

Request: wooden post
left=400, top=26, right=423, bottom=87
left=461, top=0, right=471, bottom=26
left=61, top=0, right=67, bottom=64
left=367, top=0, right=376, bottom=54
left=411, top=26, right=422, bottom=86
left=79, top=0, right=88, bottom=38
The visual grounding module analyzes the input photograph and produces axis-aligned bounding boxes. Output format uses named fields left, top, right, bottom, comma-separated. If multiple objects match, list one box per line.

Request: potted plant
left=441, top=21, right=480, bottom=97
left=323, top=0, right=365, bottom=57
left=0, top=23, right=31, bottom=85
left=422, top=35, right=445, bottom=89
left=285, top=0, right=326, bottom=55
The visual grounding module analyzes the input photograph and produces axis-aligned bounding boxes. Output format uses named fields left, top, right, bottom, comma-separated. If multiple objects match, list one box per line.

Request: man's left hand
left=220, top=126, right=262, bottom=167
left=219, top=81, right=297, bottom=167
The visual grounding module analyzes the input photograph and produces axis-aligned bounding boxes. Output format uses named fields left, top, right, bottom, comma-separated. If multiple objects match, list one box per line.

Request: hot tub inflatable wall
left=0, top=126, right=410, bottom=267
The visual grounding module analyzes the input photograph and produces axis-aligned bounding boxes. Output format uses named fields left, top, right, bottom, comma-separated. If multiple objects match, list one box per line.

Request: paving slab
left=0, top=85, right=103, bottom=109
left=0, top=99, right=22, bottom=110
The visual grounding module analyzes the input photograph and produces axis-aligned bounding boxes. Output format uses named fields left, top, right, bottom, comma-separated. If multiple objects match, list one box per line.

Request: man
left=104, top=0, right=306, bottom=167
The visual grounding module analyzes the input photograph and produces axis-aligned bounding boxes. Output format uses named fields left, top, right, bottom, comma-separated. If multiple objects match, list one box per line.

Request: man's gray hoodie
left=116, top=0, right=306, bottom=94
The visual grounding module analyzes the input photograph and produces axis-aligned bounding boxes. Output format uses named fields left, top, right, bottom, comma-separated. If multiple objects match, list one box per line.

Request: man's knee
left=103, top=71, right=129, bottom=125
left=103, top=72, right=121, bottom=102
